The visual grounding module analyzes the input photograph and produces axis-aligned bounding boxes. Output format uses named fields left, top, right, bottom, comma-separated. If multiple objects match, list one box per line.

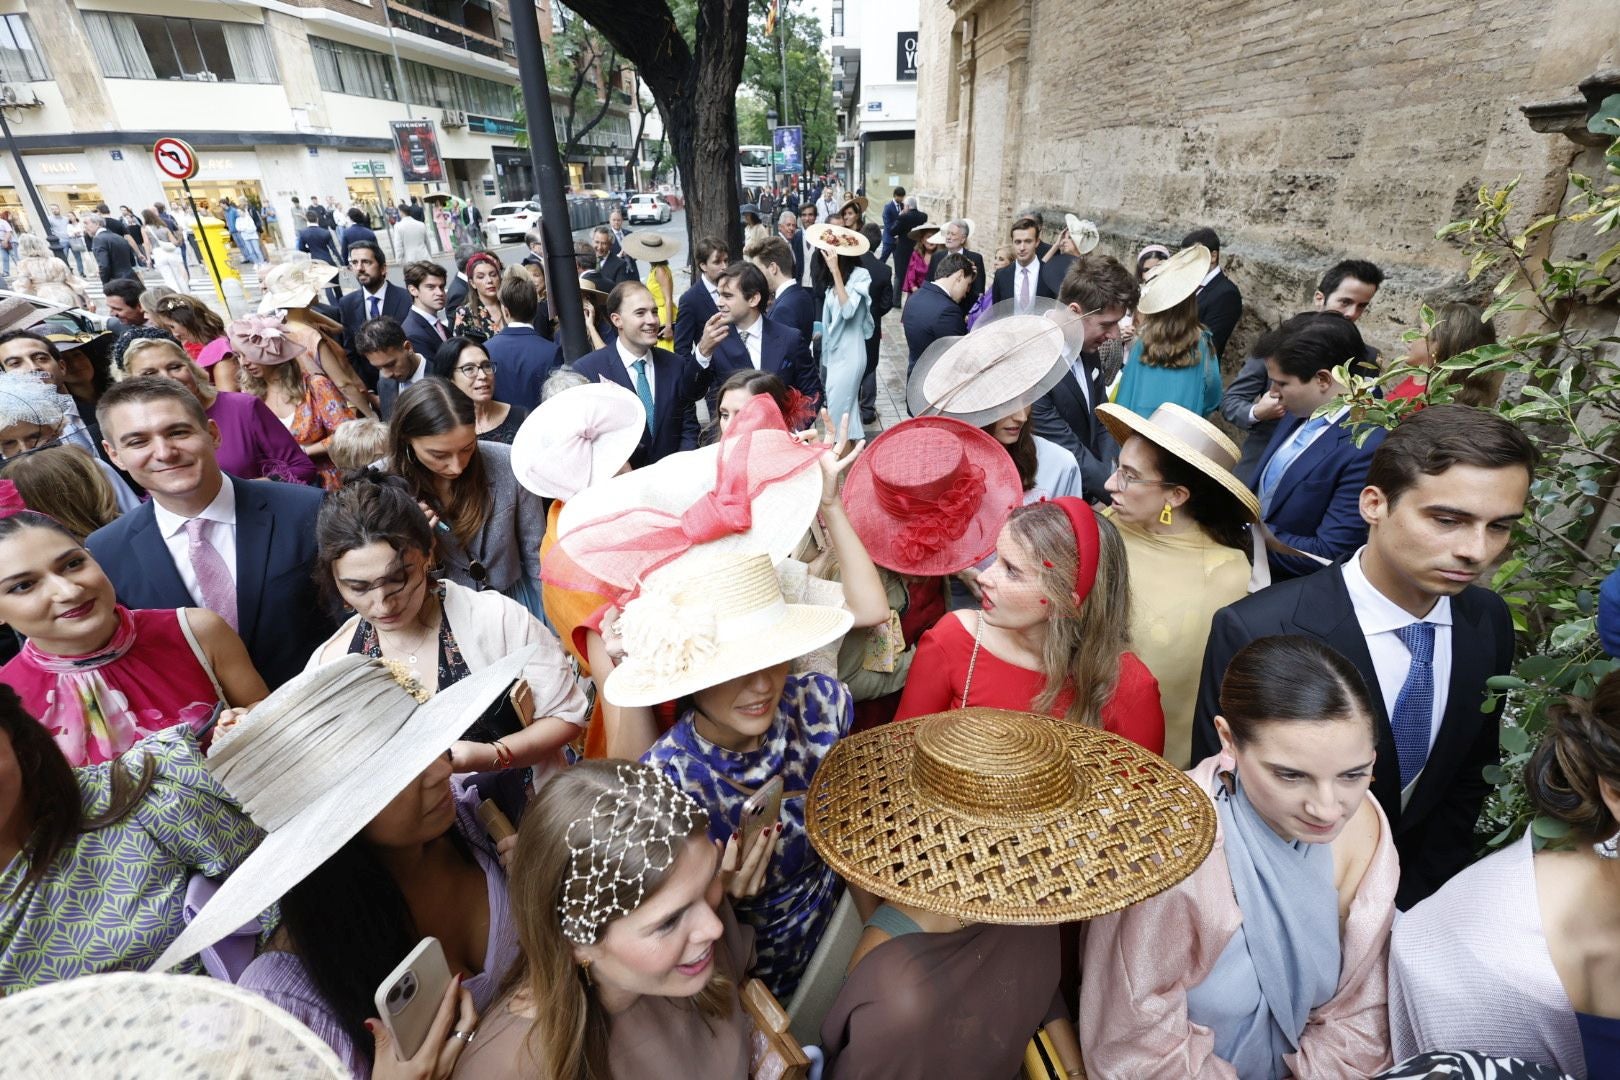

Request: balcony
left=387, top=1, right=505, bottom=60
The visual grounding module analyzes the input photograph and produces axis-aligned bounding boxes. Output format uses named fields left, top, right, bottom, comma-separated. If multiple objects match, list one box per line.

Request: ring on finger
left=452, top=1030, right=476, bottom=1043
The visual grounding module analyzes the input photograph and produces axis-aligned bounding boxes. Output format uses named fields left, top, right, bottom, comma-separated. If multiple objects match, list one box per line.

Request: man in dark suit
left=85, top=213, right=136, bottom=285
left=1193, top=404, right=1537, bottom=907
left=1181, top=226, right=1242, bottom=359
left=892, top=198, right=927, bottom=295
left=89, top=377, right=333, bottom=689
left=674, top=236, right=729, bottom=357
left=356, top=316, right=429, bottom=420
left=1252, top=313, right=1387, bottom=580
left=573, top=282, right=696, bottom=466
left=927, top=219, right=987, bottom=313
left=296, top=209, right=340, bottom=266
left=484, top=273, right=560, bottom=411
left=339, top=241, right=411, bottom=389
left=1222, top=260, right=1387, bottom=483
left=1030, top=253, right=1138, bottom=498
left=445, top=245, right=477, bottom=313
left=400, top=260, right=450, bottom=361
left=607, top=208, right=631, bottom=255
left=858, top=223, right=894, bottom=426
left=591, top=226, right=639, bottom=288
left=901, top=252, right=973, bottom=377
left=688, top=261, right=821, bottom=415
left=339, top=208, right=378, bottom=264
left=775, top=210, right=806, bottom=282
left=991, top=216, right=1056, bottom=312
left=878, top=187, right=905, bottom=261
left=751, top=236, right=815, bottom=346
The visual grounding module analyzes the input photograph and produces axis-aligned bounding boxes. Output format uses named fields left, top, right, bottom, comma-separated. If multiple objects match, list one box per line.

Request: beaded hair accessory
left=558, top=764, right=704, bottom=946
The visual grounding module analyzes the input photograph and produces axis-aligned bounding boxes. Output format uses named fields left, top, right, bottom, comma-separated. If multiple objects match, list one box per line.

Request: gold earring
left=1159, top=502, right=1174, bottom=526
left=579, top=960, right=593, bottom=988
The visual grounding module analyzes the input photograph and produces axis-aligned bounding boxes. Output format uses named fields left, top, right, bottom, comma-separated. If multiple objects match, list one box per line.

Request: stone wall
left=915, top=0, right=1620, bottom=359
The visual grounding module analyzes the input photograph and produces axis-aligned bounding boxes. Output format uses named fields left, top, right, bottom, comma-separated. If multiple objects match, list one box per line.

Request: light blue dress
left=1114, top=328, right=1223, bottom=418
left=821, top=266, right=873, bottom=440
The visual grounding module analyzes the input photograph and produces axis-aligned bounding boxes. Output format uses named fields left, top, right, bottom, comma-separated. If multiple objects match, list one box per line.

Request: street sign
left=153, top=137, right=198, bottom=181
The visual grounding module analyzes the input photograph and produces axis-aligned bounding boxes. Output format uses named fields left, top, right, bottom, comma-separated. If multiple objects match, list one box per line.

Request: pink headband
left=0, top=479, right=26, bottom=519
left=1052, top=496, right=1100, bottom=603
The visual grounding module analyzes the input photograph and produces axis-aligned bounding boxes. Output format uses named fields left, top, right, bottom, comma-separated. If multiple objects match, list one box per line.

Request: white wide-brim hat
left=0, top=972, right=348, bottom=1078
left=1064, top=213, right=1100, bottom=255
left=907, top=300, right=1083, bottom=425
left=151, top=648, right=533, bottom=973
left=512, top=381, right=646, bottom=500
left=1137, top=243, right=1210, bottom=315
left=804, top=222, right=871, bottom=257
left=257, top=256, right=341, bottom=313
left=605, top=551, right=853, bottom=707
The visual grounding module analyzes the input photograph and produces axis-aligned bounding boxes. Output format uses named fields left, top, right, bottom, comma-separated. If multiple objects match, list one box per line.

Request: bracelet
left=491, top=740, right=513, bottom=769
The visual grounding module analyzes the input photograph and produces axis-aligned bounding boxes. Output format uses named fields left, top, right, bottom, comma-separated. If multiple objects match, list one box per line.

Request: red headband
left=1052, top=496, right=1100, bottom=603
left=0, top=480, right=27, bottom=520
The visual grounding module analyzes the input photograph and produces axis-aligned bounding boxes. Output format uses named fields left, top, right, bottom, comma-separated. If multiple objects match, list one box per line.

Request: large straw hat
left=1136, top=243, right=1209, bottom=315
left=151, top=648, right=533, bottom=973
left=512, top=381, right=646, bottom=500
left=0, top=296, right=50, bottom=332
left=1096, top=401, right=1259, bottom=521
left=804, top=222, right=871, bottom=257
left=906, top=300, right=1083, bottom=424
left=838, top=194, right=870, bottom=219
left=257, top=256, right=341, bottom=313
left=0, top=972, right=347, bottom=1078
left=841, top=416, right=1022, bottom=575
left=620, top=231, right=682, bottom=263
left=604, top=551, right=853, bottom=707
left=907, top=222, right=940, bottom=242
left=807, top=708, right=1216, bottom=924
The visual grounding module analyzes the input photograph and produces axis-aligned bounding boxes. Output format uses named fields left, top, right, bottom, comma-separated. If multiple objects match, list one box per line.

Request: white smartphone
left=374, top=937, right=452, bottom=1060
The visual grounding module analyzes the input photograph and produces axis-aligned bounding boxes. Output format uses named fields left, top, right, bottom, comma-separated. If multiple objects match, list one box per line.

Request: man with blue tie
left=686, top=261, right=821, bottom=418
left=1193, top=404, right=1536, bottom=907
left=339, top=241, right=411, bottom=389
left=1253, top=312, right=1388, bottom=580
left=572, top=282, right=695, bottom=466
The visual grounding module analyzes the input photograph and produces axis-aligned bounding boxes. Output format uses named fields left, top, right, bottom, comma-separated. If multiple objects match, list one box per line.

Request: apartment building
left=828, top=0, right=918, bottom=196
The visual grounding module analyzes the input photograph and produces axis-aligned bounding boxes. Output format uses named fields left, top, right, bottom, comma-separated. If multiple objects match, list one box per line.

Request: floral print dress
left=641, top=672, right=854, bottom=999
left=290, top=371, right=360, bottom=489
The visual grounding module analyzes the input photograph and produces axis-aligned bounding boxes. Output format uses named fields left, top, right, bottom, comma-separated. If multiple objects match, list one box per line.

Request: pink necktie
left=1019, top=266, right=1031, bottom=311
left=184, top=518, right=238, bottom=630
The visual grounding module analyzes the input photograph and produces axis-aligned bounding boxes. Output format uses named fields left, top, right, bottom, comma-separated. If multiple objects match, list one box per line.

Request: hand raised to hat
left=1043, top=228, right=1066, bottom=263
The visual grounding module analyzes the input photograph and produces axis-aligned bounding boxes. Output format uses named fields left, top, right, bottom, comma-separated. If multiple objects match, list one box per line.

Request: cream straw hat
left=257, top=256, right=341, bottom=313
left=1137, top=243, right=1210, bottom=315
left=1096, top=401, right=1259, bottom=521
left=907, top=300, right=1083, bottom=425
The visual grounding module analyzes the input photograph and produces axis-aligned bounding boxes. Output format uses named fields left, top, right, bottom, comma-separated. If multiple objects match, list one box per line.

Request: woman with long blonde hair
left=229, top=315, right=358, bottom=488
left=0, top=444, right=120, bottom=539
left=1114, top=244, right=1223, bottom=418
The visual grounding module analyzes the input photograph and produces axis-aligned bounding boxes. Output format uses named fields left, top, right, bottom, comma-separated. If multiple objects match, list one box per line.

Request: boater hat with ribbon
left=841, top=416, right=1023, bottom=576
left=906, top=300, right=1084, bottom=426
left=1096, top=401, right=1259, bottom=522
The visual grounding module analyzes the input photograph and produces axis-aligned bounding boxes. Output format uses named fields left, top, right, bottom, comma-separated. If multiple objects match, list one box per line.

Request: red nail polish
left=1042, top=560, right=1054, bottom=568
left=1039, top=598, right=1048, bottom=604
left=364, top=1020, right=376, bottom=1034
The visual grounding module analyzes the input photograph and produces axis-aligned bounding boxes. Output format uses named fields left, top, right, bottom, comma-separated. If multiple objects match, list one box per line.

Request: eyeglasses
left=1110, top=465, right=1175, bottom=491
left=455, top=361, right=496, bottom=379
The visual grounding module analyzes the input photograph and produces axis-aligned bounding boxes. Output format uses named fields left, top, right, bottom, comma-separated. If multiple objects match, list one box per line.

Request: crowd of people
left=0, top=177, right=1615, bottom=1080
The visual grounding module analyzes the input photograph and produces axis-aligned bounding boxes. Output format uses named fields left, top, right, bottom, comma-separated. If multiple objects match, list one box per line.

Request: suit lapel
left=229, top=478, right=271, bottom=638
left=128, top=504, right=192, bottom=602
left=653, top=354, right=680, bottom=435
left=1267, top=420, right=1348, bottom=519
left=758, top=321, right=785, bottom=376
left=1252, top=414, right=1302, bottom=492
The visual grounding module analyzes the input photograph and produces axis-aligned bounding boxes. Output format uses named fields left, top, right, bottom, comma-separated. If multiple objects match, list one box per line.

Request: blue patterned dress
left=0, top=725, right=265, bottom=991
left=642, top=672, right=853, bottom=998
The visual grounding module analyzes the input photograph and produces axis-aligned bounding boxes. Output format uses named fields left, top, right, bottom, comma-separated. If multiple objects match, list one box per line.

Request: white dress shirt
left=400, top=354, right=428, bottom=387
left=1066, top=353, right=1095, bottom=408
left=1199, top=265, right=1221, bottom=291
left=616, top=337, right=655, bottom=407
left=694, top=315, right=763, bottom=369
left=153, top=478, right=239, bottom=607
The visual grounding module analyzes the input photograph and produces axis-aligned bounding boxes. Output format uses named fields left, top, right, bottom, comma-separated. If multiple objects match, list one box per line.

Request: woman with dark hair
left=1390, top=668, right=1620, bottom=1077
left=1081, top=635, right=1400, bottom=1077
left=451, top=252, right=508, bottom=342
left=0, top=682, right=265, bottom=991
left=430, top=336, right=525, bottom=444
left=710, top=368, right=802, bottom=440
left=1098, top=402, right=1258, bottom=767
left=811, top=230, right=874, bottom=440
left=387, top=378, right=546, bottom=616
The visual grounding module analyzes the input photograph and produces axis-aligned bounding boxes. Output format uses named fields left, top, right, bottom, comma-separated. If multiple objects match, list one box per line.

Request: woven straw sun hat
left=605, top=550, right=853, bottom=707
left=257, top=256, right=341, bottom=313
left=1064, top=213, right=1101, bottom=255
left=577, top=274, right=609, bottom=300
left=841, top=416, right=1023, bottom=576
left=620, top=231, right=682, bottom=263
left=1096, top=401, right=1260, bottom=521
left=511, top=381, right=645, bottom=500
left=807, top=707, right=1216, bottom=924
left=906, top=298, right=1084, bottom=424
left=804, top=222, right=871, bottom=257
left=0, top=972, right=347, bottom=1078
left=1136, top=243, right=1210, bottom=315
left=150, top=648, right=533, bottom=974
left=908, top=222, right=940, bottom=242
left=0, top=296, right=50, bottom=333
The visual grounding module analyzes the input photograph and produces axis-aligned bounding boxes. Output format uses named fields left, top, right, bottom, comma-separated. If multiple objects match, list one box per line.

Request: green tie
left=633, top=359, right=655, bottom=435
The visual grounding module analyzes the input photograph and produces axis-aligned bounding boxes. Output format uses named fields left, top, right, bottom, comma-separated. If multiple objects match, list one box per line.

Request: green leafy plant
left=1336, top=129, right=1620, bottom=850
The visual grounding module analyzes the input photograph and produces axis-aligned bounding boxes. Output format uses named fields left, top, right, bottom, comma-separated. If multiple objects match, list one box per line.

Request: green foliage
left=512, top=8, right=623, bottom=158
left=1336, top=131, right=1620, bottom=850
left=742, top=0, right=838, bottom=174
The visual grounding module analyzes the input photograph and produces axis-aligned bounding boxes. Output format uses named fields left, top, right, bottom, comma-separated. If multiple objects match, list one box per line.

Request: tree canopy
left=738, top=0, right=838, bottom=175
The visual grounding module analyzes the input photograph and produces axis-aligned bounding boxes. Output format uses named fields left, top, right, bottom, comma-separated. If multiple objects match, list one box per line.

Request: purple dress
left=205, top=391, right=319, bottom=485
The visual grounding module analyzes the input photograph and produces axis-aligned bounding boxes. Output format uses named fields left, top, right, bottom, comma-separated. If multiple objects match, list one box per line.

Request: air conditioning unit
left=442, top=108, right=467, bottom=129
left=0, top=83, right=42, bottom=110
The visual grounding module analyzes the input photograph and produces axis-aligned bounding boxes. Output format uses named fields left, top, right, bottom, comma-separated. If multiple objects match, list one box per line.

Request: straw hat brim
left=806, top=709, right=1217, bottom=924
left=603, top=602, right=854, bottom=707
left=510, top=382, right=646, bottom=499
left=804, top=223, right=870, bottom=257
left=577, top=276, right=609, bottom=299
left=149, top=647, right=534, bottom=974
left=620, top=233, right=681, bottom=262
left=908, top=223, right=940, bottom=240
left=1136, top=244, right=1208, bottom=315
left=0, top=972, right=348, bottom=1077
left=906, top=303, right=1079, bottom=425
left=1096, top=402, right=1259, bottom=521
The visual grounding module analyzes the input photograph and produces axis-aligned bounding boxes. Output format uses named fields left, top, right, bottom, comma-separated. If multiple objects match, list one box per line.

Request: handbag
left=741, top=978, right=812, bottom=1080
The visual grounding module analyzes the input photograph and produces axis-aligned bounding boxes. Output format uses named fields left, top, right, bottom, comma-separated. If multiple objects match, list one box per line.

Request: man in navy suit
left=927, top=220, right=988, bottom=313
left=484, top=273, right=559, bottom=411
left=749, top=235, right=815, bottom=347
left=674, top=236, right=729, bottom=356
left=901, top=253, right=974, bottom=377
left=572, top=282, right=695, bottom=466
left=1193, top=404, right=1536, bottom=907
left=88, top=378, right=333, bottom=690
left=1252, top=312, right=1388, bottom=580
left=591, top=226, right=639, bottom=288
left=878, top=187, right=905, bottom=261
left=357, top=317, right=429, bottom=420
left=1182, top=226, right=1243, bottom=359
left=400, top=260, right=451, bottom=361
left=687, top=261, right=821, bottom=416
left=992, top=217, right=1057, bottom=311
left=775, top=210, right=806, bottom=282
left=858, top=223, right=894, bottom=426
left=339, top=241, right=411, bottom=389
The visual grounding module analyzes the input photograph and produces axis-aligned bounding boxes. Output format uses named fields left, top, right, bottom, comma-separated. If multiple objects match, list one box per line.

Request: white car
left=487, top=201, right=541, bottom=242
left=627, top=193, right=671, bottom=225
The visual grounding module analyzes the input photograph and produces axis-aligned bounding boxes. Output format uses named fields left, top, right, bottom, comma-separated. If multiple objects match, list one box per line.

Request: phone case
left=740, top=777, right=785, bottom=851
left=374, top=937, right=451, bottom=1060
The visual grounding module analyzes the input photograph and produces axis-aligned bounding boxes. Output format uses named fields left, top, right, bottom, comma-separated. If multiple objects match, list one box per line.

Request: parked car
left=488, top=201, right=542, bottom=242
left=627, top=193, right=671, bottom=225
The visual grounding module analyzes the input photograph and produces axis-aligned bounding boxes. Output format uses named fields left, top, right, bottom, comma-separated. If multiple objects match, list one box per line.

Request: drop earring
left=579, top=959, right=595, bottom=987
left=1159, top=502, right=1174, bottom=526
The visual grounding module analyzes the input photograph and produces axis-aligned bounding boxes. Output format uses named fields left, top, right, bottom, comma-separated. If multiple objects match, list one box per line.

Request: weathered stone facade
left=915, top=0, right=1620, bottom=357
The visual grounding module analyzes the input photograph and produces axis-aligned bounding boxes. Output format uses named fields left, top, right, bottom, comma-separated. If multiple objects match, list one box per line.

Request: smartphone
left=374, top=937, right=452, bottom=1060
left=739, top=776, right=784, bottom=853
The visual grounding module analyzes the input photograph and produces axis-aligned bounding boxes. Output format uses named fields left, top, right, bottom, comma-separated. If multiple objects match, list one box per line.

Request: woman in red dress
left=894, top=496, right=1164, bottom=753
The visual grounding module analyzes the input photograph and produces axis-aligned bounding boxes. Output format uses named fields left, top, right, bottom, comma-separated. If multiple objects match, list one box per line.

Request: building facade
left=0, top=0, right=632, bottom=245
left=828, top=0, right=918, bottom=198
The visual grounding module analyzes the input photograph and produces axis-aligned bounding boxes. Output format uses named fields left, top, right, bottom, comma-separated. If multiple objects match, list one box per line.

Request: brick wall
left=916, top=0, right=1620, bottom=359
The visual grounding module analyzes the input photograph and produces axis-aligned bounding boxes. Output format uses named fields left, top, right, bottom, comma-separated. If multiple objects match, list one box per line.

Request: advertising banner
left=772, top=125, right=804, bottom=175
left=897, top=32, right=919, bottom=81
left=391, top=119, right=445, bottom=183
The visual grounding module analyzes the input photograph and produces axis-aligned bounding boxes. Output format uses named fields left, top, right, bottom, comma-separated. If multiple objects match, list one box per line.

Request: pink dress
left=0, top=606, right=223, bottom=767
left=903, top=249, right=931, bottom=293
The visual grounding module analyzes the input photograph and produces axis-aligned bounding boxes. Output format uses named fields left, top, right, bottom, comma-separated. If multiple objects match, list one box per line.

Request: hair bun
left=1524, top=686, right=1620, bottom=842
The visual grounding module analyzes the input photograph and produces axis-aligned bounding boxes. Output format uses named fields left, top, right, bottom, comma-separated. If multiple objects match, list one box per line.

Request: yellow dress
left=1114, top=517, right=1250, bottom=768
left=647, top=268, right=678, bottom=353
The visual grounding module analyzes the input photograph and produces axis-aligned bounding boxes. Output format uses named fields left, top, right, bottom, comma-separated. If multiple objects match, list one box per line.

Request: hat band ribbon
left=1148, top=411, right=1237, bottom=471
left=873, top=465, right=987, bottom=564
left=1052, top=496, right=1100, bottom=602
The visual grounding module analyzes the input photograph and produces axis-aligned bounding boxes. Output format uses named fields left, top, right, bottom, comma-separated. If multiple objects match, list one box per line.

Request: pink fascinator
left=0, top=479, right=27, bottom=519
left=226, top=314, right=308, bottom=368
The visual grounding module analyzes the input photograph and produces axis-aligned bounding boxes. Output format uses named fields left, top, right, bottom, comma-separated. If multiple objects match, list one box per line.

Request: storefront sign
left=897, top=32, right=919, bottom=81
left=349, top=160, right=390, bottom=178
left=391, top=119, right=446, bottom=183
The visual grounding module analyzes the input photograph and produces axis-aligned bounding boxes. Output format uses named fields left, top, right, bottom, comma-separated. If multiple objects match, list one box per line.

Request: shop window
left=0, top=15, right=49, bottom=82
left=83, top=12, right=276, bottom=84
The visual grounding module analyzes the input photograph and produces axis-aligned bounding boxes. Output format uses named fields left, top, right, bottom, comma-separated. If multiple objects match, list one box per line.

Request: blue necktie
left=1391, top=622, right=1436, bottom=788
left=1257, top=415, right=1328, bottom=514
left=632, top=359, right=655, bottom=435
left=369, top=295, right=380, bottom=319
